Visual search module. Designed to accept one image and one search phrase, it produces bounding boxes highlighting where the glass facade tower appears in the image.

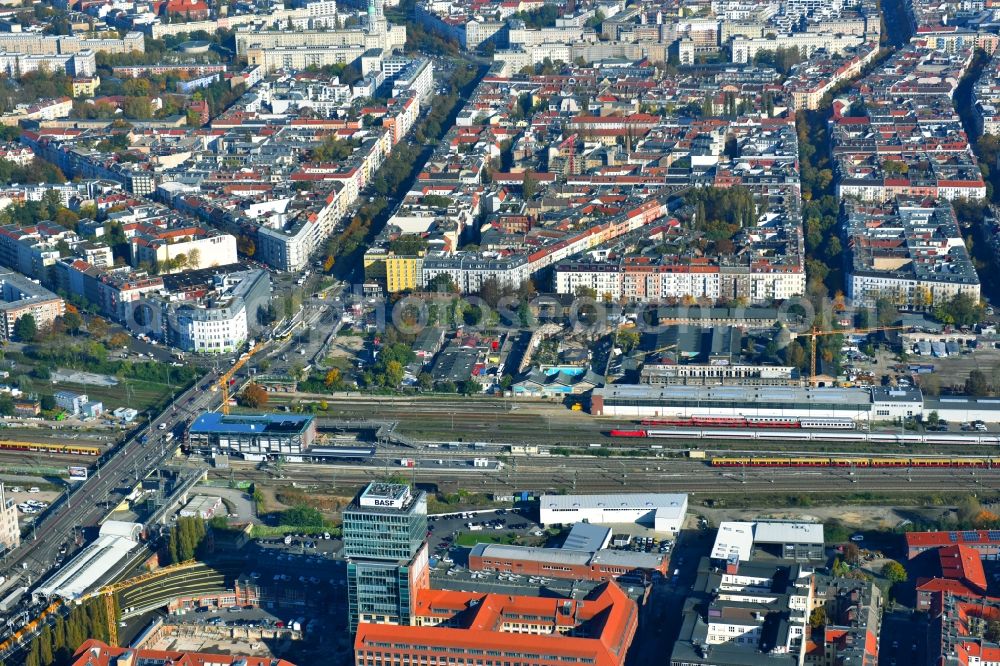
[344,483,428,631]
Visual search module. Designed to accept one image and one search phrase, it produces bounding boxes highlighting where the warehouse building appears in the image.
[469,523,669,582]
[711,521,825,563]
[590,384,919,422]
[539,493,688,534]
[186,413,316,461]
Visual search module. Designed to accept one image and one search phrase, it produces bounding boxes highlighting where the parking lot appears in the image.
[427,508,542,564]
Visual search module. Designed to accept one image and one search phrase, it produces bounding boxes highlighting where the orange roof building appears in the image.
[905,530,1000,559]
[917,544,989,612]
[355,582,637,666]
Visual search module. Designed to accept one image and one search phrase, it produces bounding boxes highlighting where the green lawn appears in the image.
[47,378,178,413]
[454,531,519,547]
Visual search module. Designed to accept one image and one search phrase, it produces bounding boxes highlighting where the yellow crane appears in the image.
[83,559,201,646]
[218,340,268,415]
[807,326,905,384]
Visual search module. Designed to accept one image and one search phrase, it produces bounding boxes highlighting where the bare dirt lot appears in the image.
[698,504,953,531]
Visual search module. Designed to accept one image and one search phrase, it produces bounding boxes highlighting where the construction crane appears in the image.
[218,340,268,415]
[83,559,201,646]
[807,326,905,384]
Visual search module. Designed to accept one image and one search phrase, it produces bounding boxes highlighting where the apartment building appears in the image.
[129,228,237,274]
[670,558,814,665]
[169,269,270,354]
[844,199,980,308]
[0,270,65,340]
[0,483,18,554]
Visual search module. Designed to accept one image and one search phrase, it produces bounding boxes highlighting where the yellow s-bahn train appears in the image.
[0,440,100,456]
[711,456,1000,468]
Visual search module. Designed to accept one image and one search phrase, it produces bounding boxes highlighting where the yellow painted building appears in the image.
[385,254,424,293]
[72,76,100,97]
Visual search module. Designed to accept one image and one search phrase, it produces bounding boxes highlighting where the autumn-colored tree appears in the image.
[324,368,340,388]
[109,332,130,348]
[881,561,908,584]
[240,383,269,408]
[88,317,109,340]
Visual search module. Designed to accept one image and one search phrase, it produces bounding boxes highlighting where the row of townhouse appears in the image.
[783,42,880,111]
[554,258,807,304]
[256,92,419,271]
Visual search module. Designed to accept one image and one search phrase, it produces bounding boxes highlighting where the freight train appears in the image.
[711,455,1000,468]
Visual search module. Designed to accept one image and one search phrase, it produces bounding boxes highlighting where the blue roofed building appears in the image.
[186,412,316,461]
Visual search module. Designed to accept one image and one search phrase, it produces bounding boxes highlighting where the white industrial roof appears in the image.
[37,521,142,600]
[753,521,824,545]
[711,521,825,563]
[711,522,755,561]
[473,544,593,566]
[99,520,142,541]
[541,493,687,516]
[589,549,666,568]
[562,523,611,552]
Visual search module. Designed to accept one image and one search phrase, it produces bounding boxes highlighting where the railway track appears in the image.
[213,457,1000,495]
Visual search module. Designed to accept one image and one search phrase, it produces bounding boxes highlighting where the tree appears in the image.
[926,410,940,428]
[785,340,806,370]
[966,369,990,397]
[63,310,83,334]
[324,368,341,388]
[240,383,269,408]
[934,292,984,327]
[87,316,108,340]
[809,606,827,628]
[109,332,130,348]
[13,314,36,341]
[986,619,1000,643]
[384,360,404,387]
[417,372,433,390]
[54,207,78,229]
[881,561,908,584]
[522,170,538,199]
[843,542,861,565]
[832,558,850,577]
[282,504,325,527]
[479,277,503,308]
[38,624,52,665]
[616,328,640,354]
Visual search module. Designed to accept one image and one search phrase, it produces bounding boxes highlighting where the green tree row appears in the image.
[165,515,209,564]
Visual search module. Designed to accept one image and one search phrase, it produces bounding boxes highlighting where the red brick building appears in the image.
[355,582,637,666]
[163,0,210,20]
[905,530,1000,559]
[916,545,989,612]
[469,543,669,582]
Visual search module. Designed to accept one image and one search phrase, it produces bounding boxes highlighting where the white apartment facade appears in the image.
[0,483,18,553]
